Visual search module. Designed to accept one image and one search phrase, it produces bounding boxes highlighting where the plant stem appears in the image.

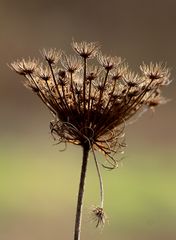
[74,145,89,240]
[92,147,104,208]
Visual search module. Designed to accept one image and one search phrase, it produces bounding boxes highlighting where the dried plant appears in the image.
[10,40,171,240]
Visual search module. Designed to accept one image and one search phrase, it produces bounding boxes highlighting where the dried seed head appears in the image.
[72,40,100,59]
[61,54,82,73]
[140,62,170,81]
[41,48,61,64]
[86,66,101,81]
[24,80,40,93]
[58,69,66,79]
[91,207,106,228]
[56,70,68,86]
[10,58,38,75]
[111,63,129,80]
[123,71,140,87]
[97,52,122,71]
[11,41,171,166]
[36,64,51,81]
[93,75,108,91]
[145,94,168,109]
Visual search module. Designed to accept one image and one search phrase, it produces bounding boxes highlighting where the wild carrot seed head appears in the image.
[10,41,171,167]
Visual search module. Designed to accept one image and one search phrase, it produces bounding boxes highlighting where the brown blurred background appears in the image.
[0,0,176,240]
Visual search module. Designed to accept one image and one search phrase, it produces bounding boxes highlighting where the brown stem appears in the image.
[74,144,89,240]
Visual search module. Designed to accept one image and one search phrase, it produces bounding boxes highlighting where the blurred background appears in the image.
[0,0,176,239]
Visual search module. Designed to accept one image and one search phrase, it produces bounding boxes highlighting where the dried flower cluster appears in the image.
[11,41,171,229]
[11,41,170,162]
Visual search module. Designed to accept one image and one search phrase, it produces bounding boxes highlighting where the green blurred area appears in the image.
[1,139,176,240]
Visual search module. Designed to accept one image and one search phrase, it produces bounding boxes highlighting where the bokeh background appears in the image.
[0,0,176,239]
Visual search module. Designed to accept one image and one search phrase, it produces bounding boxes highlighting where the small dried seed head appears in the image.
[111,63,129,80]
[93,76,108,91]
[41,48,61,64]
[36,64,51,81]
[140,62,170,81]
[56,70,68,86]
[61,54,82,73]
[58,69,66,79]
[10,58,38,75]
[72,40,100,59]
[91,207,106,228]
[97,52,122,71]
[86,66,101,81]
[145,94,168,108]
[123,71,140,87]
